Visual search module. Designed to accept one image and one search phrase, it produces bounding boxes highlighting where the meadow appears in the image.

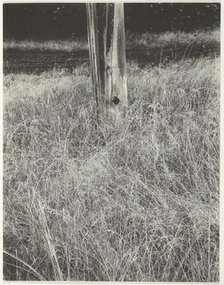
[3,30,220,281]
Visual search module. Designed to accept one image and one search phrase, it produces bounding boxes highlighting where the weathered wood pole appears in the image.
[86,3,128,121]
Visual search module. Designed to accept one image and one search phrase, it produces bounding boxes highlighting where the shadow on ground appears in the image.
[3,41,219,74]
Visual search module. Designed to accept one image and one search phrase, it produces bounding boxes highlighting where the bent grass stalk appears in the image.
[3,250,46,281]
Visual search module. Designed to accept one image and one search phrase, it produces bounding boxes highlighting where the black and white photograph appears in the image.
[2,1,221,282]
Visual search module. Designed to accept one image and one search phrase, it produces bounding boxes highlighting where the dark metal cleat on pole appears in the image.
[112,96,120,105]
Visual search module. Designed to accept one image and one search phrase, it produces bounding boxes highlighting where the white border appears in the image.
[0,1,222,285]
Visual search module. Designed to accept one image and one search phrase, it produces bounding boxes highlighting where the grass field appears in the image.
[3,31,220,281]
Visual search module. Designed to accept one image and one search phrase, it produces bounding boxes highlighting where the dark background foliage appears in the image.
[3,3,220,40]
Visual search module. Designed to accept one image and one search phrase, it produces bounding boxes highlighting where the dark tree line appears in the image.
[3,3,220,40]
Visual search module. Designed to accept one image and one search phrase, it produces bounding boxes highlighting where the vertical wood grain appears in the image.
[86,3,128,122]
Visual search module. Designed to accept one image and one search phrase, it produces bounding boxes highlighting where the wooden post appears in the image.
[86,3,128,122]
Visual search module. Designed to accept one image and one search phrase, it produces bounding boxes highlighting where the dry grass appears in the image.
[3,56,219,281]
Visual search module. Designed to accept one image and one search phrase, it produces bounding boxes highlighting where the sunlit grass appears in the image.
[3,38,88,52]
[3,56,219,281]
[3,28,220,52]
[126,28,220,49]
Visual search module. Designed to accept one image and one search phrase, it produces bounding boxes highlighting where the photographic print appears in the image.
[3,2,220,282]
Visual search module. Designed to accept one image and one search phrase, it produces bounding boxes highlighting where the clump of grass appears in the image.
[3,57,219,281]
